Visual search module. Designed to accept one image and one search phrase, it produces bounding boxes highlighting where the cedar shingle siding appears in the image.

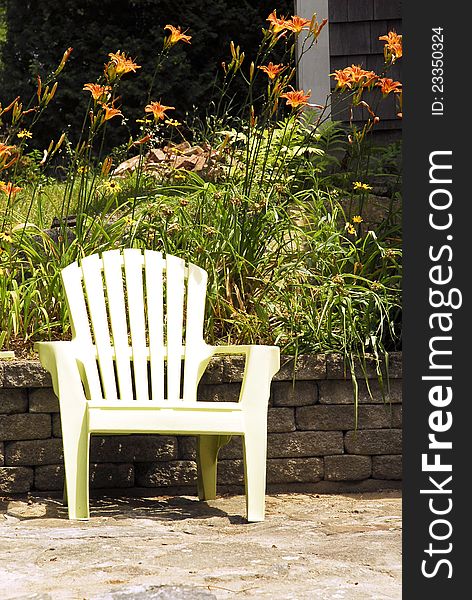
[328,0,402,137]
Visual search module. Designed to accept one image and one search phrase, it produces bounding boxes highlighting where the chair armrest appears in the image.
[34,341,86,405]
[209,344,280,408]
[210,345,253,356]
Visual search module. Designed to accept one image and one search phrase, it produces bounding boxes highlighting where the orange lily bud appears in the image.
[54,47,73,77]
[101,156,113,176]
[47,82,58,104]
[36,76,42,102]
[55,133,66,152]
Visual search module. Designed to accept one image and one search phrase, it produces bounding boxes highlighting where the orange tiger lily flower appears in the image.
[280,88,311,108]
[266,10,292,34]
[332,68,353,89]
[348,65,378,86]
[331,65,378,90]
[258,62,285,80]
[0,181,22,196]
[100,104,123,121]
[286,15,312,33]
[377,78,402,95]
[83,83,112,102]
[379,31,402,62]
[145,101,175,121]
[106,51,141,81]
[164,25,192,47]
[0,142,17,157]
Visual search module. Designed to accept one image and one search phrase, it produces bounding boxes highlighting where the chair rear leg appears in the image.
[196,435,221,500]
[61,416,90,520]
[243,423,268,522]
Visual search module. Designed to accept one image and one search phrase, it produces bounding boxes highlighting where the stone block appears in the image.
[268,431,343,458]
[90,463,134,489]
[135,460,197,487]
[372,455,402,480]
[297,405,353,431]
[267,458,324,483]
[271,381,318,407]
[202,353,328,383]
[219,436,243,460]
[52,414,62,437]
[178,436,196,460]
[198,383,241,403]
[319,379,402,404]
[34,465,64,491]
[132,435,178,462]
[326,353,402,379]
[0,389,28,414]
[0,442,4,466]
[217,459,244,484]
[324,455,372,481]
[199,357,224,384]
[28,388,59,413]
[268,408,295,432]
[296,404,402,430]
[344,429,402,455]
[275,354,326,381]
[0,414,51,441]
[2,361,52,387]
[90,435,177,463]
[5,439,63,465]
[0,466,34,493]
[361,405,402,429]
[178,435,248,461]
[222,355,246,382]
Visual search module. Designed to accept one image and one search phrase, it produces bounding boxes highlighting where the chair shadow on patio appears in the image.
[2,493,246,523]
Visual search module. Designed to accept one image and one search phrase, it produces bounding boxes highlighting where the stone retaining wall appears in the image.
[0,354,402,495]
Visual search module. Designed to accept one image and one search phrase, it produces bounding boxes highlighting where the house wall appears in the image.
[0,354,402,496]
[296,0,402,140]
[329,0,402,140]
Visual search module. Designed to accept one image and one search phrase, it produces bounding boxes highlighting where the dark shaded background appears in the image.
[0,0,293,148]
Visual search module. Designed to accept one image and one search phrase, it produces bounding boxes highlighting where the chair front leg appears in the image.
[61,412,90,520]
[243,415,268,522]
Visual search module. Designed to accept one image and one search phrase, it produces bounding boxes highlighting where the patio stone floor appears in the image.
[0,491,401,599]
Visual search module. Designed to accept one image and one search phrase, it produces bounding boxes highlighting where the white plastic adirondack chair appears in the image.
[35,249,279,521]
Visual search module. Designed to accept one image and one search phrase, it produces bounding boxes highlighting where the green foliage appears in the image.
[1,7,402,397]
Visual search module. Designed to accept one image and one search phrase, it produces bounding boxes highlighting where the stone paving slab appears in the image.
[0,492,401,599]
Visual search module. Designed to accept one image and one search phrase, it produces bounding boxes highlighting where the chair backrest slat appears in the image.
[102,250,134,400]
[61,262,102,399]
[81,254,118,401]
[62,249,208,402]
[144,250,165,401]
[165,254,185,401]
[183,262,208,401]
[123,249,148,400]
